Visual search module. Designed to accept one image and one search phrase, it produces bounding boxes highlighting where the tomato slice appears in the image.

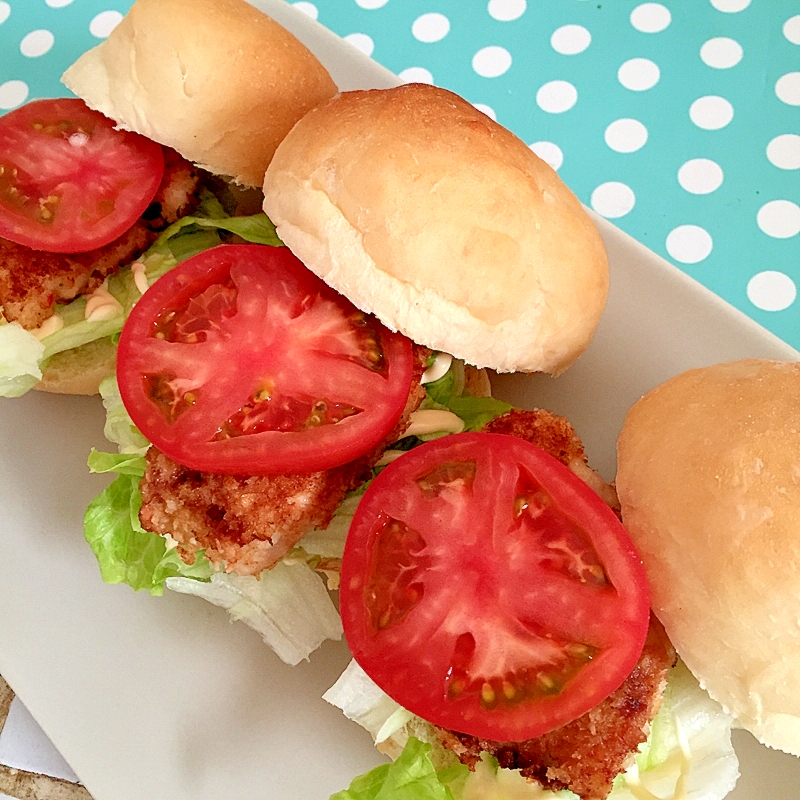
[117,244,414,475]
[0,98,164,253]
[340,433,650,742]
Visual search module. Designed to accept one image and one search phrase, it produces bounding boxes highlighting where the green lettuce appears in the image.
[421,358,511,433]
[1,191,283,398]
[0,320,45,397]
[332,738,468,800]
[84,450,214,595]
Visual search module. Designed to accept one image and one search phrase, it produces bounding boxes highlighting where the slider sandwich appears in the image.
[261,84,739,800]
[0,0,335,397]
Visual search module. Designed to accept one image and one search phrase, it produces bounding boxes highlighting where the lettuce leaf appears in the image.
[0,321,45,397]
[84,450,214,595]
[326,660,739,800]
[99,376,150,454]
[421,359,511,432]
[167,562,343,666]
[331,738,468,800]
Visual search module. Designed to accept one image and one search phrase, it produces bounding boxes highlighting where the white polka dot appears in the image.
[678,158,724,194]
[355,0,388,8]
[700,37,743,68]
[775,73,800,106]
[473,103,497,120]
[89,10,122,38]
[529,141,563,171]
[20,29,54,58]
[0,80,29,110]
[550,25,591,55]
[710,0,750,12]
[785,15,800,45]
[398,67,434,85]
[604,118,648,153]
[45,0,75,7]
[536,80,577,113]
[591,182,636,218]
[472,46,512,78]
[630,3,671,33]
[488,0,526,22]
[666,225,713,263]
[412,12,450,43]
[617,58,660,91]
[292,2,318,20]
[0,3,9,25]
[689,95,733,130]
[747,271,797,311]
[767,134,800,170]
[757,200,800,239]
[345,33,374,56]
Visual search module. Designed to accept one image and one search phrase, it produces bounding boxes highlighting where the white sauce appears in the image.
[32,313,64,340]
[85,285,123,322]
[420,352,453,384]
[401,409,465,438]
[131,260,149,295]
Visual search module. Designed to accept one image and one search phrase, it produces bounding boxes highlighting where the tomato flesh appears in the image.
[340,433,650,741]
[0,98,164,252]
[117,244,414,475]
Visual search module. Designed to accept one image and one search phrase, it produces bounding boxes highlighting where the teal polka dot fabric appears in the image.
[1,0,798,348]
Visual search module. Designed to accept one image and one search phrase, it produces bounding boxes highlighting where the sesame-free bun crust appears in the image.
[616,359,800,756]
[35,336,116,395]
[263,84,608,374]
[62,0,337,187]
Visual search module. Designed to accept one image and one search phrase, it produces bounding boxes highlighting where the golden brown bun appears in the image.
[35,337,116,395]
[263,84,608,374]
[62,0,337,187]
[616,359,800,755]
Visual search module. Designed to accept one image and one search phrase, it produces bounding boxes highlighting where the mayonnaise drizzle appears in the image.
[401,408,465,438]
[131,260,149,295]
[420,352,452,384]
[85,285,123,322]
[32,313,64,340]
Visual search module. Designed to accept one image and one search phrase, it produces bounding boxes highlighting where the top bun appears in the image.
[263,84,608,374]
[616,359,800,756]
[62,0,337,187]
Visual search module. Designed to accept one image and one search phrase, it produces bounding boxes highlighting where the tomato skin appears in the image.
[340,433,650,742]
[0,98,164,253]
[117,244,414,475]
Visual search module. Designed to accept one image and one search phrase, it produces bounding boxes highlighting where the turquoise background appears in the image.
[1,0,798,348]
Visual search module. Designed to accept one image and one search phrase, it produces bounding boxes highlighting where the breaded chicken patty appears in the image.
[438,618,676,800]
[139,346,429,575]
[0,148,199,330]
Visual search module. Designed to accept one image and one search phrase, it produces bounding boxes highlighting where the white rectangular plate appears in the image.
[1,2,799,798]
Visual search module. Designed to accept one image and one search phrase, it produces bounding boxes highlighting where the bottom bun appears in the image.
[616,359,800,756]
[35,337,116,395]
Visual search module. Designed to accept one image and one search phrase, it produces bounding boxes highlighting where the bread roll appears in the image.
[616,359,800,755]
[263,84,608,374]
[36,336,116,395]
[63,0,337,187]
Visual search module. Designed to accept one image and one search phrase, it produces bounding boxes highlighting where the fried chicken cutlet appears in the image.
[430,409,675,800]
[0,148,200,330]
[139,346,429,576]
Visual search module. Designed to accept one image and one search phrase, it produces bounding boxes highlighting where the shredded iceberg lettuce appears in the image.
[166,563,343,666]
[325,660,739,800]
[1,190,282,398]
[0,320,45,397]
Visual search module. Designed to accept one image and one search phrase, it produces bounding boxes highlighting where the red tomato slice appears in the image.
[0,98,164,253]
[340,433,650,742]
[117,244,414,475]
